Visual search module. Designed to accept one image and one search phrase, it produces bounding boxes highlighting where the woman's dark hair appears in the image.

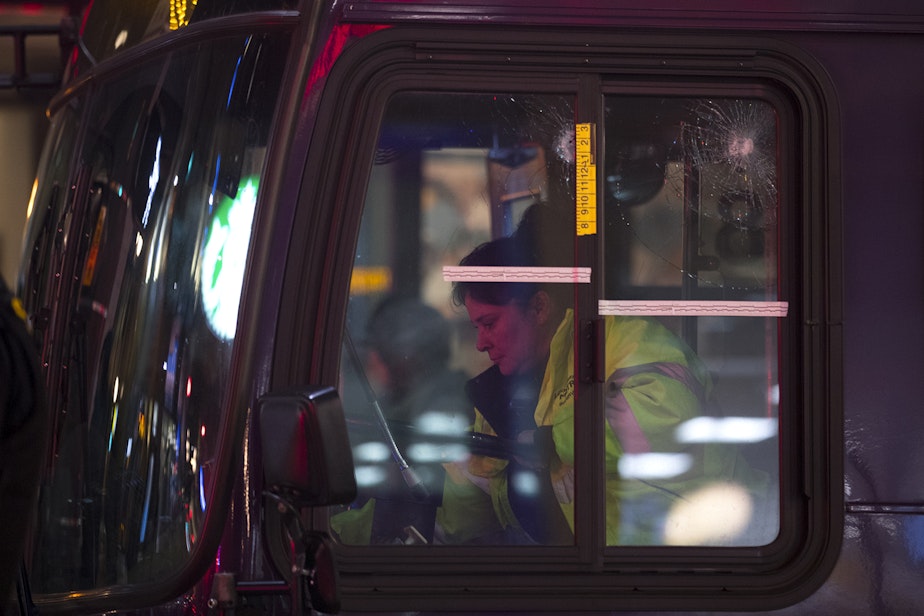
[451,202,574,308]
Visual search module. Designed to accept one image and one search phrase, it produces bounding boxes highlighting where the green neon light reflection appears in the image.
[201,176,258,339]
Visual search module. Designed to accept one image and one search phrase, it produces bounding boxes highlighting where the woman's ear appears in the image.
[529,291,552,325]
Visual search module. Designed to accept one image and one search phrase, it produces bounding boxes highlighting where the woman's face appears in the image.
[464,293,548,376]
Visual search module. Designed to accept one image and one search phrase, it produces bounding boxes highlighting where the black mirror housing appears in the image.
[259,387,357,507]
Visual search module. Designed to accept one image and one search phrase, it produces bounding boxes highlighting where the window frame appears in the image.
[276,25,842,612]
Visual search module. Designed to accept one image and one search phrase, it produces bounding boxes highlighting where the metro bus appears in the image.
[10,0,924,614]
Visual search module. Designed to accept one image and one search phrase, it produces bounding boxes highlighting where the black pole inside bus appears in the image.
[343,329,429,500]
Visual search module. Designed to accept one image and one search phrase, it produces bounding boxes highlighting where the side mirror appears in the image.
[259,386,357,507]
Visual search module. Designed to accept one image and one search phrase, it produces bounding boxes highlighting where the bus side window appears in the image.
[331,90,785,549]
[333,91,578,546]
[601,96,781,546]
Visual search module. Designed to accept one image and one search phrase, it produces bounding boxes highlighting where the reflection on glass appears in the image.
[201,176,259,339]
[19,103,81,314]
[603,97,781,546]
[333,92,578,546]
[22,33,289,593]
[74,0,297,68]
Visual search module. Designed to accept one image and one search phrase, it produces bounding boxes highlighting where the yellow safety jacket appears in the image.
[436,309,768,546]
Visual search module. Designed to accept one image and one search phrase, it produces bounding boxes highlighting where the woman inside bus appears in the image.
[434,202,767,546]
[333,202,768,546]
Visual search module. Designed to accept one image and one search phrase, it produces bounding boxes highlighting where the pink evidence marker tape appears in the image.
[442,266,788,317]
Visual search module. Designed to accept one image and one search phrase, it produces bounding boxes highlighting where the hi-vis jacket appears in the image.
[436,309,769,546]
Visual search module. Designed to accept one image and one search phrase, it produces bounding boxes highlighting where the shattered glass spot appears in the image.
[681,99,778,225]
[554,126,576,166]
[605,97,779,297]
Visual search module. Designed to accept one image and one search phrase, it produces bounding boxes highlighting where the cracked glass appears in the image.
[602,96,781,546]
